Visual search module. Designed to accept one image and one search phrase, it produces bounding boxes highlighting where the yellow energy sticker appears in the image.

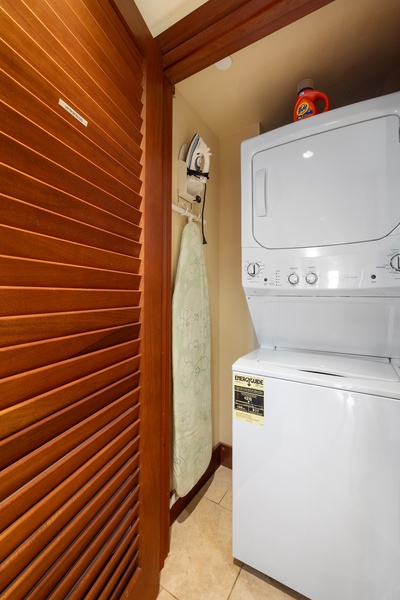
[233,372,264,425]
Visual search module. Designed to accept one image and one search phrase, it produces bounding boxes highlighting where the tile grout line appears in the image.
[221,483,236,600]
[227,565,243,600]
[208,497,232,512]
[219,486,231,508]
[159,582,180,600]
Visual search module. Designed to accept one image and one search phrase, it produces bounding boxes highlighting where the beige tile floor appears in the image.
[158,466,309,600]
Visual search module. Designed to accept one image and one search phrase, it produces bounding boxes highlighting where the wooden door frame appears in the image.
[155,0,335,83]
[110,0,173,580]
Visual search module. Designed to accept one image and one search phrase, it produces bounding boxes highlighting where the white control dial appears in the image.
[305,272,318,285]
[390,254,400,271]
[288,273,299,285]
[247,262,260,277]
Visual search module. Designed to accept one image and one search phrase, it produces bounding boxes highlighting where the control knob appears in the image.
[390,254,400,272]
[305,272,318,285]
[288,273,299,285]
[247,262,260,277]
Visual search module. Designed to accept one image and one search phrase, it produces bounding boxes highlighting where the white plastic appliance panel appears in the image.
[241,92,400,251]
[242,346,399,378]
[242,235,400,296]
[252,116,400,249]
[232,370,400,600]
[245,295,400,359]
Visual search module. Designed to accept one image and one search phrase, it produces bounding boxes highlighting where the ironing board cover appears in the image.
[172,222,212,498]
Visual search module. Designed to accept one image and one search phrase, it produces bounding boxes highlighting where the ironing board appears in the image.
[172,222,212,498]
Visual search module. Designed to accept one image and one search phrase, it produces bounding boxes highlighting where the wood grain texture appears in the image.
[0,375,141,469]
[0,0,167,598]
[159,74,173,569]
[155,0,335,83]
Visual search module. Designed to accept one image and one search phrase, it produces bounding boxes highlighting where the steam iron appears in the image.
[186,134,211,183]
[177,134,211,244]
[178,134,211,204]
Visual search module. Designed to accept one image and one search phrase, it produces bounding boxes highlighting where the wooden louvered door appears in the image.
[0,1,169,599]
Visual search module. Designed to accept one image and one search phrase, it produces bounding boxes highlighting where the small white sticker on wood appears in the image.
[58,99,88,127]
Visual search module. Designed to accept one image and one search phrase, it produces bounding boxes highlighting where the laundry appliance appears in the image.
[232,92,400,600]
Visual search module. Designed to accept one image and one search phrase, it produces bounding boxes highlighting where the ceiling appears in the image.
[134,0,400,138]
[134,0,207,37]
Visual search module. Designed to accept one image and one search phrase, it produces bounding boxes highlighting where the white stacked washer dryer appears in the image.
[232,92,400,600]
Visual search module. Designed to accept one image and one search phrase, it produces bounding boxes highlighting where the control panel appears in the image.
[242,242,400,296]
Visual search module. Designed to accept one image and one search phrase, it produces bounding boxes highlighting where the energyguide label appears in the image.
[233,372,265,426]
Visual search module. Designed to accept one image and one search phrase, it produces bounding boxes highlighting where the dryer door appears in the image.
[252,115,400,249]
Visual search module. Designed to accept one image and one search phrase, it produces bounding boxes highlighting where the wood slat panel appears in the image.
[2,134,142,216]
[0,195,139,256]
[1,38,142,169]
[0,376,140,469]
[1,1,143,141]
[7,490,139,599]
[90,527,140,600]
[38,0,143,129]
[0,435,140,581]
[1,394,139,503]
[1,69,142,186]
[0,340,139,410]
[0,358,138,439]
[1,406,140,528]
[108,553,139,600]
[0,325,139,379]
[1,307,140,349]
[51,511,139,600]
[43,0,144,112]
[24,482,139,599]
[0,165,141,237]
[0,0,159,595]
[0,222,140,271]
[69,512,140,599]
[0,255,140,289]
[71,0,144,78]
[0,446,139,598]
[2,102,141,200]
[0,287,140,316]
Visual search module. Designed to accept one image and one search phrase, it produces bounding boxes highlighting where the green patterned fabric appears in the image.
[172,222,212,498]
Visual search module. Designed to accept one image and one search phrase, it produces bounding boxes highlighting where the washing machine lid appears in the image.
[252,114,400,249]
[255,348,399,381]
[233,348,400,398]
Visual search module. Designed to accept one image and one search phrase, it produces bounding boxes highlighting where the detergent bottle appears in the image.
[293,79,330,121]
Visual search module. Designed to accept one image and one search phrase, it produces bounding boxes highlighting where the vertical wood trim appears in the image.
[111,0,172,592]
[130,35,164,599]
[160,74,173,568]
